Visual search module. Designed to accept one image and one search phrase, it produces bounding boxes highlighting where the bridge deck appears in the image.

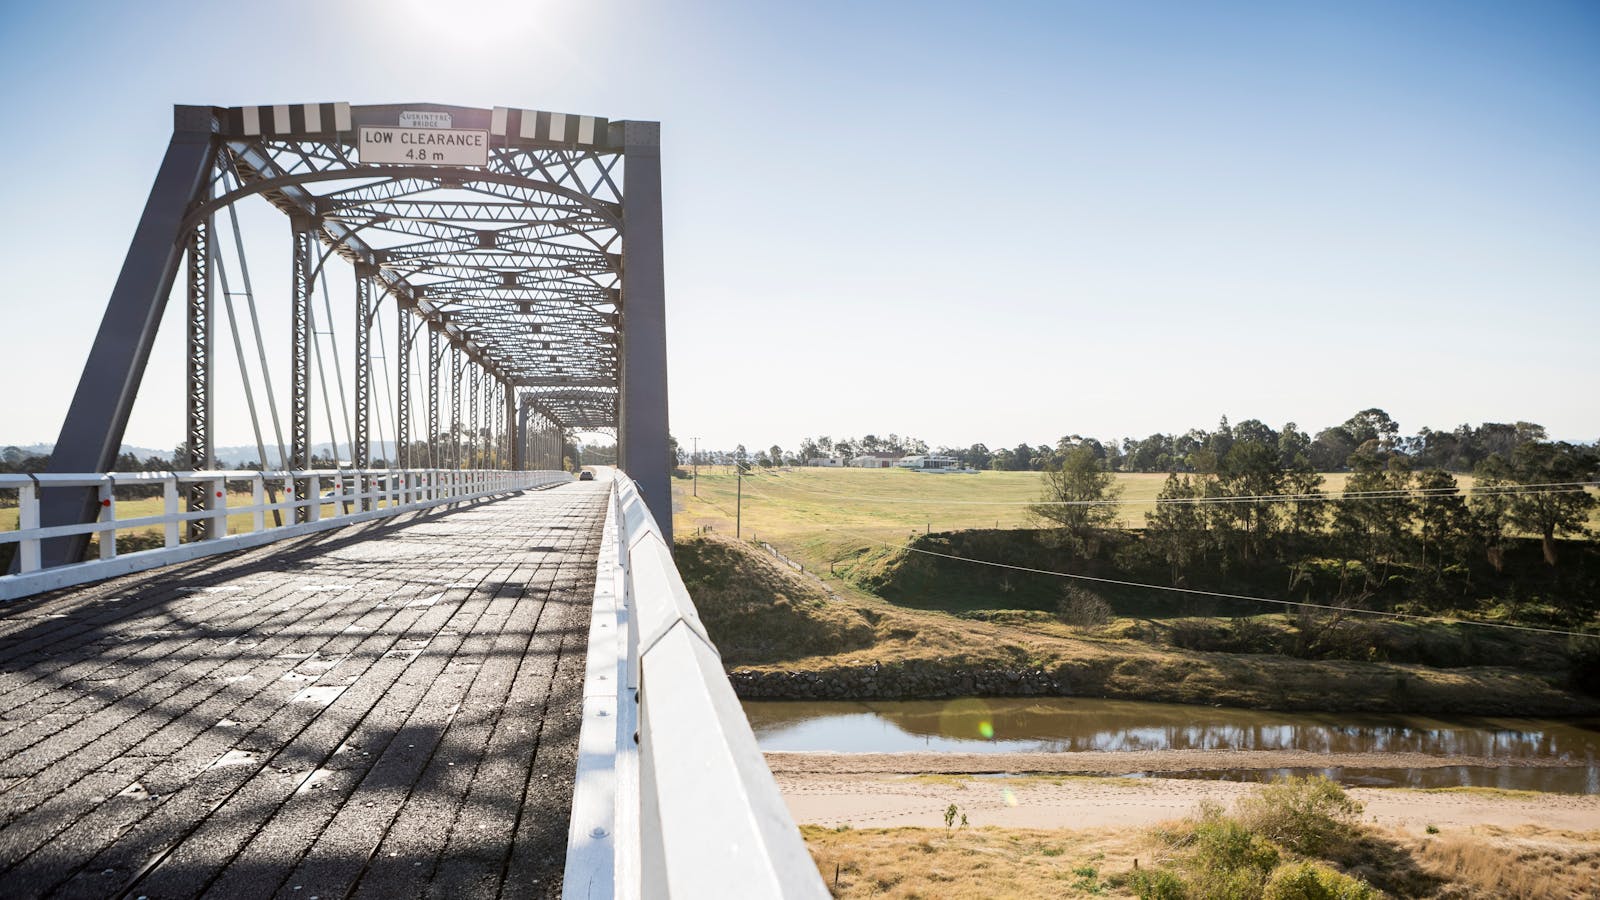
[0,481,608,900]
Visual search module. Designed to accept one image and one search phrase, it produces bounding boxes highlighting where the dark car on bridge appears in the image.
[578,470,595,481]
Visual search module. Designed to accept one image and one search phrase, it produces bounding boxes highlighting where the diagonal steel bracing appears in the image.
[37,102,672,568]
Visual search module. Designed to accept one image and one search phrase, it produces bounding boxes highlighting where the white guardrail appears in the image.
[0,468,572,601]
[564,473,827,899]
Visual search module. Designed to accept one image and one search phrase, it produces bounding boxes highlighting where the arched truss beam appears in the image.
[214,144,625,389]
[186,164,623,234]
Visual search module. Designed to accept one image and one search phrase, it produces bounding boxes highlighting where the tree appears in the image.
[1009,443,1034,471]
[1414,469,1471,577]
[1503,442,1598,566]
[1211,434,1283,562]
[1333,448,1413,576]
[768,444,783,468]
[1469,456,1515,573]
[1309,427,1356,471]
[1341,408,1400,449]
[1145,473,1209,582]
[667,434,682,474]
[1031,444,1123,555]
[1282,467,1327,537]
[964,443,992,470]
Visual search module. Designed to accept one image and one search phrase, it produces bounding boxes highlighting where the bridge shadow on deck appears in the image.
[0,482,608,899]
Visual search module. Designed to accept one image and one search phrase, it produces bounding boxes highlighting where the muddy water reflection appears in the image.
[744,697,1600,793]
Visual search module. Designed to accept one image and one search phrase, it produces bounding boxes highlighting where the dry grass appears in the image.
[800,819,1600,899]
[674,535,877,664]
[1410,825,1600,899]
[669,467,1531,560]
[802,825,1145,899]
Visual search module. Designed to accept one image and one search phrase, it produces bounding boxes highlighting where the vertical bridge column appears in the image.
[396,309,411,468]
[509,389,523,471]
[620,121,671,543]
[450,346,462,468]
[428,331,441,468]
[353,264,373,477]
[290,214,315,522]
[185,215,213,541]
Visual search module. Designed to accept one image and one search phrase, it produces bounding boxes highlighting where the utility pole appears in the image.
[692,436,699,497]
[735,462,744,540]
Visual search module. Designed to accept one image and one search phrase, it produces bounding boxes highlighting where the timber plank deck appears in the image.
[0,481,608,899]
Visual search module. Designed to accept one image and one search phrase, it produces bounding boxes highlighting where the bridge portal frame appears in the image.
[37,103,671,567]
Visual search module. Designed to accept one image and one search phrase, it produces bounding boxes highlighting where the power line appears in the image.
[717,475,1599,641]
[831,530,1600,641]
[726,476,1599,508]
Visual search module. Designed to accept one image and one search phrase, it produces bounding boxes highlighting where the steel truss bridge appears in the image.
[43,101,669,566]
[0,103,823,898]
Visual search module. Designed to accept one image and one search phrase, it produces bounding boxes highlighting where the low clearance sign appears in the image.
[358,126,489,166]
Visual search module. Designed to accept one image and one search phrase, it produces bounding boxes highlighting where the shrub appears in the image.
[1057,585,1113,628]
[1262,861,1378,899]
[1567,636,1600,696]
[1183,814,1281,899]
[1236,776,1364,855]
[1128,868,1187,900]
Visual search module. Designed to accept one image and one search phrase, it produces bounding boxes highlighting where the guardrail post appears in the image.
[17,482,41,573]
[307,474,321,523]
[163,476,180,547]
[97,480,116,560]
[251,475,265,533]
[211,476,227,538]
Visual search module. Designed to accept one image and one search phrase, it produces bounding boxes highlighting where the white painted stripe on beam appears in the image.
[334,102,351,131]
[519,109,539,139]
[578,115,595,145]
[242,106,261,136]
[303,103,322,132]
[491,106,509,136]
[549,112,566,142]
[273,104,291,133]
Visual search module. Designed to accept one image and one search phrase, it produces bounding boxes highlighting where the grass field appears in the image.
[671,466,1500,572]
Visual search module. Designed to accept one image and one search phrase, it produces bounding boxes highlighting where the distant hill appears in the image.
[1,441,399,468]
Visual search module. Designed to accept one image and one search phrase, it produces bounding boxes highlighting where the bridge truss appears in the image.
[41,102,670,565]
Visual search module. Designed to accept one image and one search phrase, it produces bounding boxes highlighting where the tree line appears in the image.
[747,409,1589,476]
[1033,423,1597,586]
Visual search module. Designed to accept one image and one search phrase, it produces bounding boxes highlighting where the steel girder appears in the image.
[396,309,411,468]
[35,103,672,565]
[290,221,314,521]
[185,216,212,540]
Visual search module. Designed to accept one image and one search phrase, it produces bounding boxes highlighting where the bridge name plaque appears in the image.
[358,126,489,166]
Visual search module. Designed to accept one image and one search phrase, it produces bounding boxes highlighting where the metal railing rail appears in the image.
[0,468,572,601]
[564,472,826,899]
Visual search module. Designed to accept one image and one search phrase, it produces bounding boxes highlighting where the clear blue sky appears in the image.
[2,0,1596,456]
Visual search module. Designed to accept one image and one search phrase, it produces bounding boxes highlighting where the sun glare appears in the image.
[383,0,574,57]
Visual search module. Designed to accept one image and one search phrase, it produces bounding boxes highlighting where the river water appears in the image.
[743,697,1600,794]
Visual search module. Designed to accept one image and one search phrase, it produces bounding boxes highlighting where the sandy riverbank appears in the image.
[768,751,1600,833]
